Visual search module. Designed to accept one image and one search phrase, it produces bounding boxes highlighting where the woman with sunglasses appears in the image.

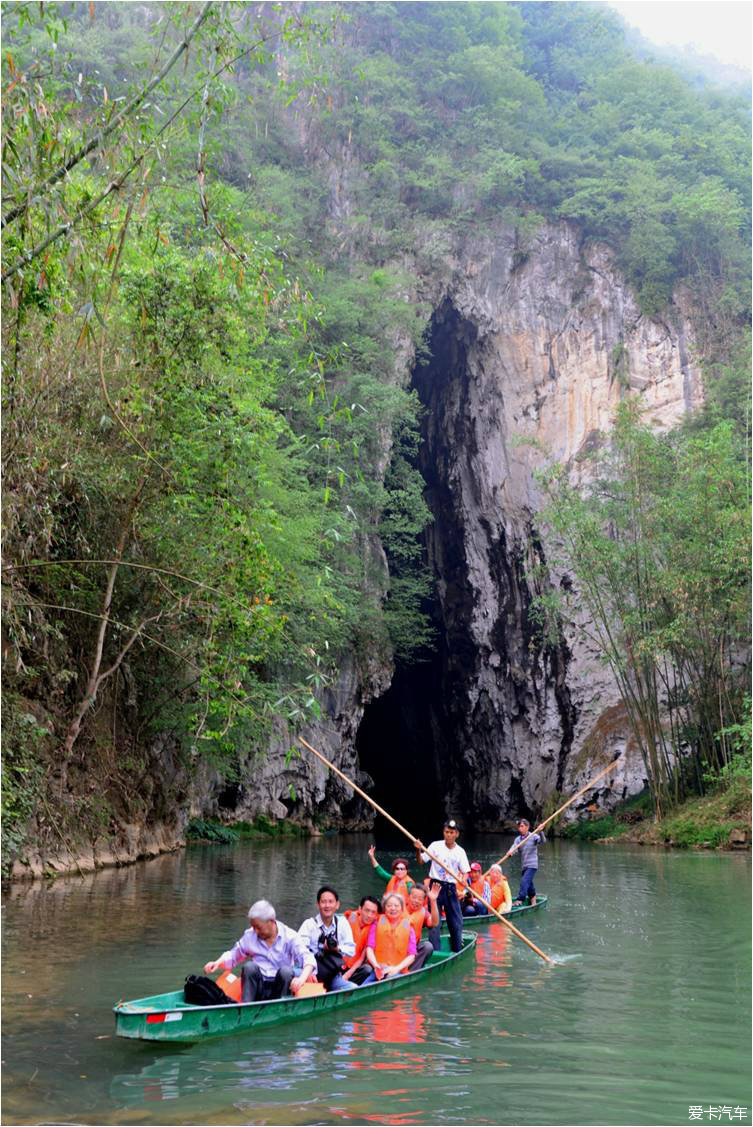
[367,845,415,900]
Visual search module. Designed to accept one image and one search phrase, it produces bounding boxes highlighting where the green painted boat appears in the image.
[443,895,549,933]
[114,932,477,1043]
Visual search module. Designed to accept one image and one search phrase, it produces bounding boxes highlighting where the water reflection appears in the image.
[110,996,430,1111]
[3,837,751,1126]
[470,924,511,988]
[344,996,427,1069]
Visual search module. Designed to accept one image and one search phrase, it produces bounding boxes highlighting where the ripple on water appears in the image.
[2,837,751,1126]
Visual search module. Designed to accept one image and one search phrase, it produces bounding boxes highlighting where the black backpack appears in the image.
[184,974,234,1006]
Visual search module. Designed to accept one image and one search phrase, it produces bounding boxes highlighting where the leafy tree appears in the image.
[534,400,750,815]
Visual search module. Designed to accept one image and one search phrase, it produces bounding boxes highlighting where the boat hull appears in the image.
[114,933,477,1043]
[446,895,549,932]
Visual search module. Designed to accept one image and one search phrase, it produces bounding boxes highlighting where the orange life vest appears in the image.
[344,909,370,969]
[371,915,414,972]
[469,877,487,899]
[408,907,426,941]
[385,874,411,902]
[491,878,511,912]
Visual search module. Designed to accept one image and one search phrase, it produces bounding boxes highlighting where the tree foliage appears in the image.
[534,401,750,815]
[1,1,749,857]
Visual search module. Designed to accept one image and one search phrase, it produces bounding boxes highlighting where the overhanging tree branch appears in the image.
[1,22,290,283]
[1,0,214,230]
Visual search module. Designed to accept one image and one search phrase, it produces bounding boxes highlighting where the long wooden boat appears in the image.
[443,895,549,933]
[114,932,477,1043]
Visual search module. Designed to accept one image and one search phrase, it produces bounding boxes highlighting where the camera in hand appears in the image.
[315,924,344,986]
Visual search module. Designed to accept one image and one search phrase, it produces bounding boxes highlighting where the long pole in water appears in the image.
[485,758,621,877]
[297,736,556,966]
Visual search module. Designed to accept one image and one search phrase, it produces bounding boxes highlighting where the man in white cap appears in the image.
[413,819,470,953]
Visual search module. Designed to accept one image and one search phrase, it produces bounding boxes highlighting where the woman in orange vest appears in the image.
[488,864,512,913]
[362,893,417,983]
[368,845,414,900]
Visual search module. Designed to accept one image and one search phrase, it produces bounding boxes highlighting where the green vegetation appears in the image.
[1,1,749,864]
[185,815,305,842]
[563,778,750,849]
[1,697,49,865]
[287,2,750,316]
[534,401,750,817]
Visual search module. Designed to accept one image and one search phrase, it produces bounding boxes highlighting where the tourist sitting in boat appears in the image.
[367,845,414,899]
[343,895,381,986]
[361,892,418,984]
[488,864,512,913]
[298,885,357,992]
[203,899,315,1003]
[461,861,492,916]
[406,882,442,960]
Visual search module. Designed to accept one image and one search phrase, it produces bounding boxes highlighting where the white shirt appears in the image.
[298,912,356,959]
[421,841,470,883]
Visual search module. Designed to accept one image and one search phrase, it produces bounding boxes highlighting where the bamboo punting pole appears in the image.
[298,736,556,966]
[484,758,621,877]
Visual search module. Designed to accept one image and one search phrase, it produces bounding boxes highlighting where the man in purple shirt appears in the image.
[204,899,316,1003]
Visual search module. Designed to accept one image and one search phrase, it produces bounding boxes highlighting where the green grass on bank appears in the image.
[185,815,306,844]
[562,778,751,849]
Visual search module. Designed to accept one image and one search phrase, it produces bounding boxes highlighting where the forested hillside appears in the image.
[2,1,750,873]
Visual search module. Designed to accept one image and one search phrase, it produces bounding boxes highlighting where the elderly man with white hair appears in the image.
[204,899,316,1003]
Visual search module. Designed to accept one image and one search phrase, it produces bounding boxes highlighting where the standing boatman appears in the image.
[413,819,470,953]
[511,817,545,906]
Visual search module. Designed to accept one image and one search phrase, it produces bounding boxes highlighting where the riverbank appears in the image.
[10,779,750,884]
[562,777,751,849]
[6,814,326,882]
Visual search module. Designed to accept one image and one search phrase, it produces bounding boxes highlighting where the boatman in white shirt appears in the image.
[204,899,316,1002]
[413,819,470,953]
[298,885,358,992]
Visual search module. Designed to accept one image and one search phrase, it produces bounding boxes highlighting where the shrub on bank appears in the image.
[562,776,750,849]
[185,816,305,844]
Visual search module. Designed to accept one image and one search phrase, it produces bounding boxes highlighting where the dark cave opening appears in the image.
[356,301,477,842]
[356,652,448,841]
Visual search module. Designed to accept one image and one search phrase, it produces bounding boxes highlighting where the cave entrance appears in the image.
[356,649,447,842]
[356,301,477,844]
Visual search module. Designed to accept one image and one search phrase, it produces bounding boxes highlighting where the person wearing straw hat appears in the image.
[413,819,469,953]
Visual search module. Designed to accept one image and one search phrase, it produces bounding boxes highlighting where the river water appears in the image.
[2,835,750,1126]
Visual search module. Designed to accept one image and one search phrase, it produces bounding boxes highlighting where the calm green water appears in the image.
[2,835,750,1126]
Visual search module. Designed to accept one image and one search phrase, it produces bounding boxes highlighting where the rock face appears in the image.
[232,220,703,832]
[10,222,703,880]
[196,653,387,832]
[397,221,701,825]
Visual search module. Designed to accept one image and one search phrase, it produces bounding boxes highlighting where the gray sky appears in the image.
[607,1,752,71]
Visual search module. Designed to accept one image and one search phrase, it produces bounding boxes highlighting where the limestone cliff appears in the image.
[9,220,703,878]
[230,220,702,833]
[400,222,701,827]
